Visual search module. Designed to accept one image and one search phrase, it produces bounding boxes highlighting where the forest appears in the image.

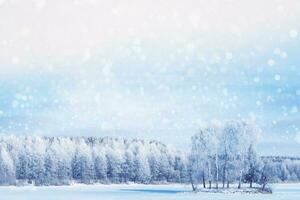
[0,135,188,185]
[0,121,299,188]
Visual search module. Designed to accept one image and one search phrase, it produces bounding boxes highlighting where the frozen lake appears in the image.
[0,183,299,200]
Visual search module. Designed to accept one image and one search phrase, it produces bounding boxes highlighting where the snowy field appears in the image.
[0,184,299,200]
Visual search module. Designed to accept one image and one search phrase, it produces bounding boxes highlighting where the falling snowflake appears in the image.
[12,100,19,108]
[280,52,287,59]
[274,74,281,81]
[273,48,281,55]
[291,106,298,114]
[256,100,262,106]
[253,77,260,83]
[267,59,275,66]
[289,29,298,38]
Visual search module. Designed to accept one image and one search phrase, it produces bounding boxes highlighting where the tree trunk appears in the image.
[238,154,245,190]
[227,181,229,188]
[238,170,243,189]
[189,172,196,191]
[207,163,211,189]
[202,173,206,188]
[250,181,252,188]
[222,178,225,188]
[215,153,218,189]
[222,166,225,188]
[238,173,242,189]
[222,154,227,189]
[191,182,196,191]
[262,183,266,191]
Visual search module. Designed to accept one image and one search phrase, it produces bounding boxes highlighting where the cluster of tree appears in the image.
[260,156,300,183]
[189,120,268,190]
[0,136,188,185]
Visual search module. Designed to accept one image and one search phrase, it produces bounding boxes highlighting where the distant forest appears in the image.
[261,156,300,182]
[0,134,299,186]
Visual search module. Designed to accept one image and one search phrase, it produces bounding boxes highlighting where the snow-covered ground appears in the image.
[0,183,299,200]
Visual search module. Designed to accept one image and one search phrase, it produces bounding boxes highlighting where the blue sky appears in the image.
[0,0,300,156]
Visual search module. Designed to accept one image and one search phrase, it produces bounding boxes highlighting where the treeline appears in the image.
[261,156,300,183]
[0,132,299,186]
[0,136,188,185]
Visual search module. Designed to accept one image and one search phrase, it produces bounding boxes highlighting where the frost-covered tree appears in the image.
[244,144,260,188]
[190,124,220,189]
[133,146,151,183]
[106,148,123,183]
[0,146,15,185]
[0,136,190,186]
[72,144,95,184]
[43,151,57,185]
[259,160,274,190]
[121,150,134,182]
[174,153,188,183]
[190,130,208,189]
[94,154,107,182]
[190,120,263,190]
[0,135,297,186]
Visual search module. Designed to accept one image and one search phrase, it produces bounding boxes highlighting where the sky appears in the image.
[0,0,300,156]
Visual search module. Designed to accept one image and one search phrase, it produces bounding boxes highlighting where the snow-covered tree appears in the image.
[0,135,297,186]
[133,145,151,183]
[190,120,263,190]
[190,124,220,189]
[0,146,15,185]
[244,144,260,188]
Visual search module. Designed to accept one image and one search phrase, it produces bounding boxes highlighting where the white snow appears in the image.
[0,183,298,200]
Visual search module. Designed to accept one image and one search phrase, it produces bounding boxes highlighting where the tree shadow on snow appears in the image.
[121,189,185,194]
